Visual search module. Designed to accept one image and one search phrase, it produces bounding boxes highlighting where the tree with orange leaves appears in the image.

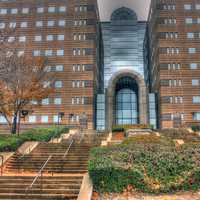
[0,32,54,134]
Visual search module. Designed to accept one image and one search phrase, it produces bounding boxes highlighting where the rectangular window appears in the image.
[193,96,200,103]
[190,63,198,69]
[54,98,62,105]
[188,48,196,54]
[46,35,53,41]
[185,18,193,24]
[53,115,61,123]
[11,8,18,14]
[22,8,29,14]
[42,98,49,105]
[20,22,28,28]
[0,116,7,123]
[55,65,64,71]
[36,21,43,27]
[35,35,42,42]
[45,50,53,56]
[0,9,7,15]
[19,36,26,42]
[9,22,16,28]
[57,34,64,40]
[47,21,55,27]
[33,50,41,56]
[37,7,44,13]
[59,6,66,12]
[58,20,65,26]
[57,49,64,56]
[48,7,56,13]
[29,116,36,123]
[55,81,62,88]
[196,4,200,10]
[192,79,199,86]
[184,4,192,10]
[193,112,200,121]
[0,23,5,29]
[187,32,194,39]
[41,116,48,123]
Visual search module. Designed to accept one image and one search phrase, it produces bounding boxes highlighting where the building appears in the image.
[147,0,200,129]
[96,7,149,131]
[0,0,100,130]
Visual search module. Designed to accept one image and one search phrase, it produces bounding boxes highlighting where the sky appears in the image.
[97,0,151,22]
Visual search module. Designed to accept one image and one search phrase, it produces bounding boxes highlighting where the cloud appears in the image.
[97,0,151,21]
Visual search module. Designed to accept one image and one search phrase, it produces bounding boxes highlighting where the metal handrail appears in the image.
[25,155,52,194]
[63,138,74,159]
[0,155,4,176]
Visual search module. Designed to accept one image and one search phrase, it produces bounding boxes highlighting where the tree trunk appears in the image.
[11,113,18,134]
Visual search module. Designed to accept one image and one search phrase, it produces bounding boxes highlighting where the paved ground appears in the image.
[92,191,200,200]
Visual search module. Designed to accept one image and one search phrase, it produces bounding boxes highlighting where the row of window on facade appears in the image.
[160,32,200,39]
[160,63,199,70]
[0,19,91,29]
[160,17,200,25]
[0,114,83,124]
[160,79,200,87]
[31,97,92,106]
[0,5,89,15]
[160,3,200,11]
[162,96,200,104]
[162,112,200,121]
[160,47,199,54]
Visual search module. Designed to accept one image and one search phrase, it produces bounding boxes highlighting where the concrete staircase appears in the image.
[1,131,108,200]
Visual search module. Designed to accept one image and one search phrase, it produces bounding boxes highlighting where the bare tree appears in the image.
[0,29,54,134]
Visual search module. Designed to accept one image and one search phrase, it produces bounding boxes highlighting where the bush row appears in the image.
[88,141,200,193]
[0,126,69,152]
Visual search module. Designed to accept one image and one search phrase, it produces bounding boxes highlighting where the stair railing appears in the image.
[25,155,52,197]
[0,155,4,176]
[63,137,74,159]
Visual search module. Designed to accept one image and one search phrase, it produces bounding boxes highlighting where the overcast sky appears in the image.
[97,0,151,21]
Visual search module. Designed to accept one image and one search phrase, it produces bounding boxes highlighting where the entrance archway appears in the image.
[106,69,148,130]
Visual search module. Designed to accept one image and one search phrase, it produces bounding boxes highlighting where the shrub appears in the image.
[112,127,125,133]
[88,142,200,193]
[112,124,150,131]
[191,125,200,132]
[0,126,69,152]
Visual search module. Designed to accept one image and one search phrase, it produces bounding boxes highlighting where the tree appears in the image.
[0,30,54,134]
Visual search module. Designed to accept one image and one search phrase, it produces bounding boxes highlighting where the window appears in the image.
[42,98,49,105]
[0,23,5,29]
[54,98,62,105]
[45,50,53,56]
[190,63,198,69]
[8,37,15,43]
[57,34,64,40]
[36,21,43,27]
[192,79,199,86]
[197,18,200,24]
[188,48,196,54]
[19,36,26,42]
[46,35,53,41]
[29,116,36,123]
[9,22,16,28]
[22,8,29,14]
[37,7,44,13]
[53,115,61,123]
[55,81,62,88]
[193,96,200,103]
[193,112,200,121]
[47,20,55,27]
[57,49,64,56]
[20,22,27,28]
[58,20,65,26]
[187,32,194,39]
[196,4,200,10]
[184,4,192,10]
[11,8,18,14]
[41,116,48,123]
[185,18,193,24]
[59,6,66,12]
[55,65,64,71]
[0,9,7,15]
[33,50,41,56]
[0,116,7,123]
[35,35,42,42]
[18,51,24,57]
[48,7,56,13]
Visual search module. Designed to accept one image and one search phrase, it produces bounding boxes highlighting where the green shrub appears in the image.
[112,127,125,133]
[191,125,200,132]
[88,143,200,193]
[0,126,69,152]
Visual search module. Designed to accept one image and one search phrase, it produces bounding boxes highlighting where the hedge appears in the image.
[0,126,69,152]
[88,140,200,193]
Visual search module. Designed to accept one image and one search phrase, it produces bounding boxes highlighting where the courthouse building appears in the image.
[0,0,200,130]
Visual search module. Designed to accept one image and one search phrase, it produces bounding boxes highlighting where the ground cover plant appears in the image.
[88,132,200,194]
[0,126,69,152]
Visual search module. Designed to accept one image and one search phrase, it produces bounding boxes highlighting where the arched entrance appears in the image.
[106,70,148,130]
[115,77,139,125]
